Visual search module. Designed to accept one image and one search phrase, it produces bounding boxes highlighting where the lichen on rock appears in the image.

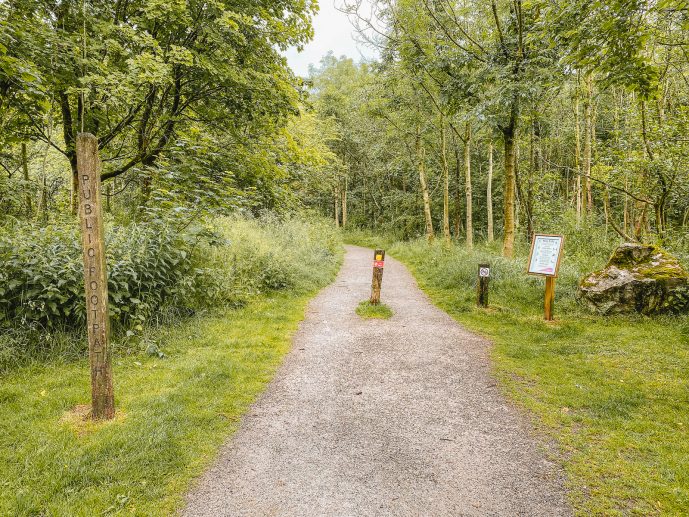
[578,243,689,315]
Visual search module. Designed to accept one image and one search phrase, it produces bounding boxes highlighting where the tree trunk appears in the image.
[574,91,582,224]
[334,188,340,228]
[106,183,112,213]
[21,143,32,216]
[603,188,635,242]
[140,176,153,209]
[341,177,348,229]
[524,120,536,241]
[639,100,668,240]
[453,134,463,238]
[634,202,648,242]
[60,92,79,216]
[440,117,451,244]
[583,73,594,215]
[487,140,494,243]
[416,127,434,241]
[502,117,517,258]
[41,174,48,219]
[464,123,473,249]
[623,172,629,236]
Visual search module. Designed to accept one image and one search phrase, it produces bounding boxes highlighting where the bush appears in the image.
[0,222,206,330]
[343,227,397,250]
[209,214,342,296]
[0,214,342,370]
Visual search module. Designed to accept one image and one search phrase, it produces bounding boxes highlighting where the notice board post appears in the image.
[527,234,564,321]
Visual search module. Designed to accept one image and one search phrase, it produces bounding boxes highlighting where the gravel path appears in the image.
[183,245,571,516]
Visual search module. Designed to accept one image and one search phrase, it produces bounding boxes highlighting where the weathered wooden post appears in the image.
[370,249,385,305]
[76,133,115,420]
[477,263,490,308]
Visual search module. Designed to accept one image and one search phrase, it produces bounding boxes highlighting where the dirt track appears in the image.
[183,245,571,516]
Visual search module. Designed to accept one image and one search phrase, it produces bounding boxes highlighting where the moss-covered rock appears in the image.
[578,243,689,315]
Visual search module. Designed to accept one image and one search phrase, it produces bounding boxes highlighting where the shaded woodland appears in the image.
[307,0,689,259]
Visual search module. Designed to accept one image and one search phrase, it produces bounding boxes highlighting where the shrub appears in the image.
[209,214,342,296]
[0,214,342,370]
[0,222,205,330]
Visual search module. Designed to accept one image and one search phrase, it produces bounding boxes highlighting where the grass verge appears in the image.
[390,240,689,516]
[0,291,325,515]
[355,301,393,319]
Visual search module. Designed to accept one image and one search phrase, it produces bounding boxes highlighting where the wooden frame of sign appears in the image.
[527,234,565,277]
[527,234,565,321]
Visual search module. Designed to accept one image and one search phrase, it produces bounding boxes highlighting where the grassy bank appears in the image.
[1,216,342,515]
[351,235,689,515]
[0,292,330,515]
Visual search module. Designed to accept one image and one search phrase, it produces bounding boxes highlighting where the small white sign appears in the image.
[479,267,490,278]
[528,235,564,277]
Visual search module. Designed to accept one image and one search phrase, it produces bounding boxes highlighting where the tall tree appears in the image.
[3,0,316,212]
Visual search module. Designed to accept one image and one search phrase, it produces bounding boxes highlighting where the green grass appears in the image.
[0,291,325,516]
[356,300,393,319]
[390,239,689,516]
[343,228,398,251]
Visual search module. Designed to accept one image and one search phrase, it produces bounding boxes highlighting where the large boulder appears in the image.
[578,243,689,315]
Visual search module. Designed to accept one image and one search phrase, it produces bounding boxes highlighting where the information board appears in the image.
[527,234,564,277]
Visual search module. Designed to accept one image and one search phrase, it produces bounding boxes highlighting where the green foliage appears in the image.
[387,211,679,318]
[355,301,393,319]
[309,0,689,254]
[1,0,317,184]
[390,239,582,316]
[0,221,205,330]
[0,170,37,218]
[543,0,659,95]
[343,228,398,250]
[212,214,342,296]
[0,215,342,371]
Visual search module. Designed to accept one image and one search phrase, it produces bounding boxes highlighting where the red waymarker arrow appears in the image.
[373,260,385,268]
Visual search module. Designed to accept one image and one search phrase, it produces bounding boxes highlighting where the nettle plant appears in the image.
[0,221,216,332]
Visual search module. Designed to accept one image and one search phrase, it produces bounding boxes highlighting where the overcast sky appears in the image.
[285,1,378,77]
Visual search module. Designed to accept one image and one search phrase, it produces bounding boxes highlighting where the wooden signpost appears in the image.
[527,234,564,321]
[77,133,115,420]
[477,263,490,308]
[370,249,385,305]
